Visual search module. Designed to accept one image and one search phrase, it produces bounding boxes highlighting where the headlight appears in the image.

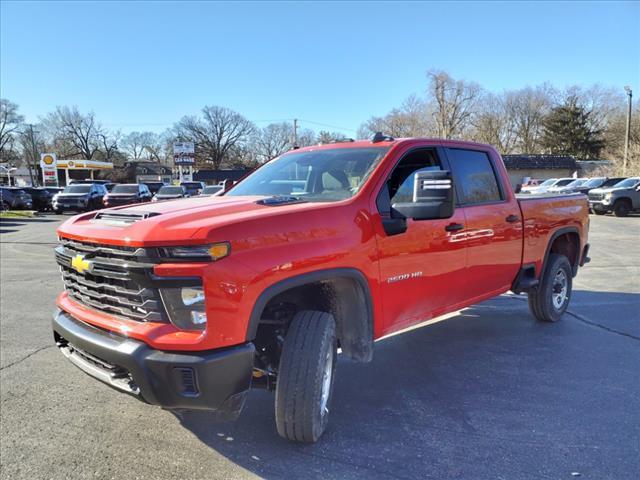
[160,286,207,331]
[160,242,230,261]
[604,193,613,200]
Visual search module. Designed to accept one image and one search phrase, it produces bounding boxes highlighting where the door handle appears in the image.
[506,214,520,223]
[445,222,464,232]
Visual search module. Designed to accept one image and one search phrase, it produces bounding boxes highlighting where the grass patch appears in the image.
[0,210,36,219]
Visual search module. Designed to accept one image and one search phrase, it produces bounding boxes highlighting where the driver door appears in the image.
[375,147,468,335]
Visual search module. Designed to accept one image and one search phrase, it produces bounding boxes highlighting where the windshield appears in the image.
[613,177,640,188]
[565,179,587,188]
[227,147,389,202]
[111,185,139,194]
[63,185,91,194]
[202,186,222,194]
[584,177,605,187]
[555,179,574,187]
[540,178,557,186]
[158,186,182,194]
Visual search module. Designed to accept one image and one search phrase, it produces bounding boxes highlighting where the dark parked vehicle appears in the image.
[53,184,107,214]
[152,185,189,202]
[22,187,55,211]
[200,185,223,196]
[142,182,166,195]
[103,183,152,207]
[0,187,18,210]
[180,181,205,196]
[5,188,33,210]
[69,179,110,185]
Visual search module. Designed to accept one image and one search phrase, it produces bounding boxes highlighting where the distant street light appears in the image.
[623,86,632,175]
[0,165,18,186]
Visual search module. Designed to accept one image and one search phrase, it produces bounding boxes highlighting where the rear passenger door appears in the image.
[445,147,523,301]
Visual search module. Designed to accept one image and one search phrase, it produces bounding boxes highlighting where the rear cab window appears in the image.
[445,148,503,205]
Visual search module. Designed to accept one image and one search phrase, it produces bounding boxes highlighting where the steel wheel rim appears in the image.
[320,347,333,416]
[552,269,568,309]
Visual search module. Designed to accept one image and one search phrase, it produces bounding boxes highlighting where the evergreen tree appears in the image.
[541,96,605,158]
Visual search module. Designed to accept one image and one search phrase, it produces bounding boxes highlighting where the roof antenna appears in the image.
[372,132,394,143]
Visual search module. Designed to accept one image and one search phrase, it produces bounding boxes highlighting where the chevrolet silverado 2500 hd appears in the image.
[52,136,590,442]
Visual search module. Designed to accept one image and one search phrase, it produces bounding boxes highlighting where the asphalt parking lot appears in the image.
[0,213,638,480]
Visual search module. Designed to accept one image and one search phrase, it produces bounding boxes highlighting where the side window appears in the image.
[447,149,502,204]
[387,149,442,204]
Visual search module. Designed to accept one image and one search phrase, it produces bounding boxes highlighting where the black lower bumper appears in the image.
[52,309,254,415]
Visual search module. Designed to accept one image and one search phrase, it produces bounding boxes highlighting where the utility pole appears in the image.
[26,124,38,186]
[293,118,299,149]
[623,86,633,176]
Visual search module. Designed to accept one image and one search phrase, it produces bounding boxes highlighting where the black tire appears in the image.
[54,209,63,215]
[275,310,337,443]
[528,253,572,322]
[593,209,607,215]
[613,199,631,217]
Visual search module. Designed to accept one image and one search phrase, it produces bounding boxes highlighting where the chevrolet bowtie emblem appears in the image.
[71,254,92,274]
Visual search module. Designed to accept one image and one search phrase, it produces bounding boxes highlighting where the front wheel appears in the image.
[613,200,631,217]
[275,310,337,443]
[593,209,607,215]
[528,253,573,322]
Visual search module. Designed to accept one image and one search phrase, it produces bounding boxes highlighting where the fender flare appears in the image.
[541,226,581,278]
[246,268,374,362]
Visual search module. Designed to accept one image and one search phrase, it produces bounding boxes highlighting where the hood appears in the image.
[155,194,183,199]
[590,186,633,194]
[56,195,322,246]
[107,193,137,197]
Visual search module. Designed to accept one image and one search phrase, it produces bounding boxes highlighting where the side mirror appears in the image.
[514,183,522,194]
[392,170,455,220]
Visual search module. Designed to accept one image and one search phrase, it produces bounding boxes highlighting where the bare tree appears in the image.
[0,99,24,161]
[427,70,481,138]
[175,106,255,169]
[121,131,163,161]
[253,122,294,162]
[505,85,554,153]
[472,92,517,153]
[359,95,432,138]
[317,130,348,144]
[43,106,102,159]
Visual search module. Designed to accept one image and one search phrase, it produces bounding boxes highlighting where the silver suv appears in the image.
[588,177,640,217]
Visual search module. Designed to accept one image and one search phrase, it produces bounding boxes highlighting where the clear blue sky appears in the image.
[1,0,639,136]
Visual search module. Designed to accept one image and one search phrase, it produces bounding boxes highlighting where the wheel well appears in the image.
[614,197,632,206]
[548,232,580,276]
[253,276,373,373]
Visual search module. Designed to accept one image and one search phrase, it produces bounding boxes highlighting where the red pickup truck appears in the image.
[52,136,590,442]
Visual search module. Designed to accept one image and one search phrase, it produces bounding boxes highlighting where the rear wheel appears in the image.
[528,253,572,322]
[275,310,337,443]
[613,199,631,217]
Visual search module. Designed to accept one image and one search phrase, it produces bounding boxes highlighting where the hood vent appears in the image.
[256,196,307,206]
[93,211,160,226]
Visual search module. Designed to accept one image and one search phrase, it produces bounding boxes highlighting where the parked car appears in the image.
[142,182,166,195]
[572,177,626,196]
[519,178,542,194]
[152,185,190,202]
[200,185,224,196]
[22,187,55,211]
[52,137,590,443]
[103,183,152,207]
[0,187,18,210]
[69,179,110,185]
[551,178,589,194]
[104,183,117,192]
[53,183,108,214]
[180,181,205,196]
[6,188,33,210]
[527,178,575,194]
[588,177,640,216]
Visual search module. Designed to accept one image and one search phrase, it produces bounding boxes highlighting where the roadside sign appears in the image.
[40,153,58,187]
[173,142,195,165]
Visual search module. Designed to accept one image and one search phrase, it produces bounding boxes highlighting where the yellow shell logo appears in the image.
[42,154,55,165]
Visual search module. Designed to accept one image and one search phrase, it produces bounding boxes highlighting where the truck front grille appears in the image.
[588,192,604,201]
[55,239,167,323]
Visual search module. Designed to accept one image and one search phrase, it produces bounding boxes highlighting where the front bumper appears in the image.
[52,309,254,415]
[589,200,610,211]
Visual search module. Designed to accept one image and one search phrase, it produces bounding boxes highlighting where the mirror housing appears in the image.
[392,170,455,220]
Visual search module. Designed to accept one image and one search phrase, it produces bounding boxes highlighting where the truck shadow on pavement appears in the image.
[174,291,640,479]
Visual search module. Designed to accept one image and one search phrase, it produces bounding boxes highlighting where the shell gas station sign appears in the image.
[40,153,58,187]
